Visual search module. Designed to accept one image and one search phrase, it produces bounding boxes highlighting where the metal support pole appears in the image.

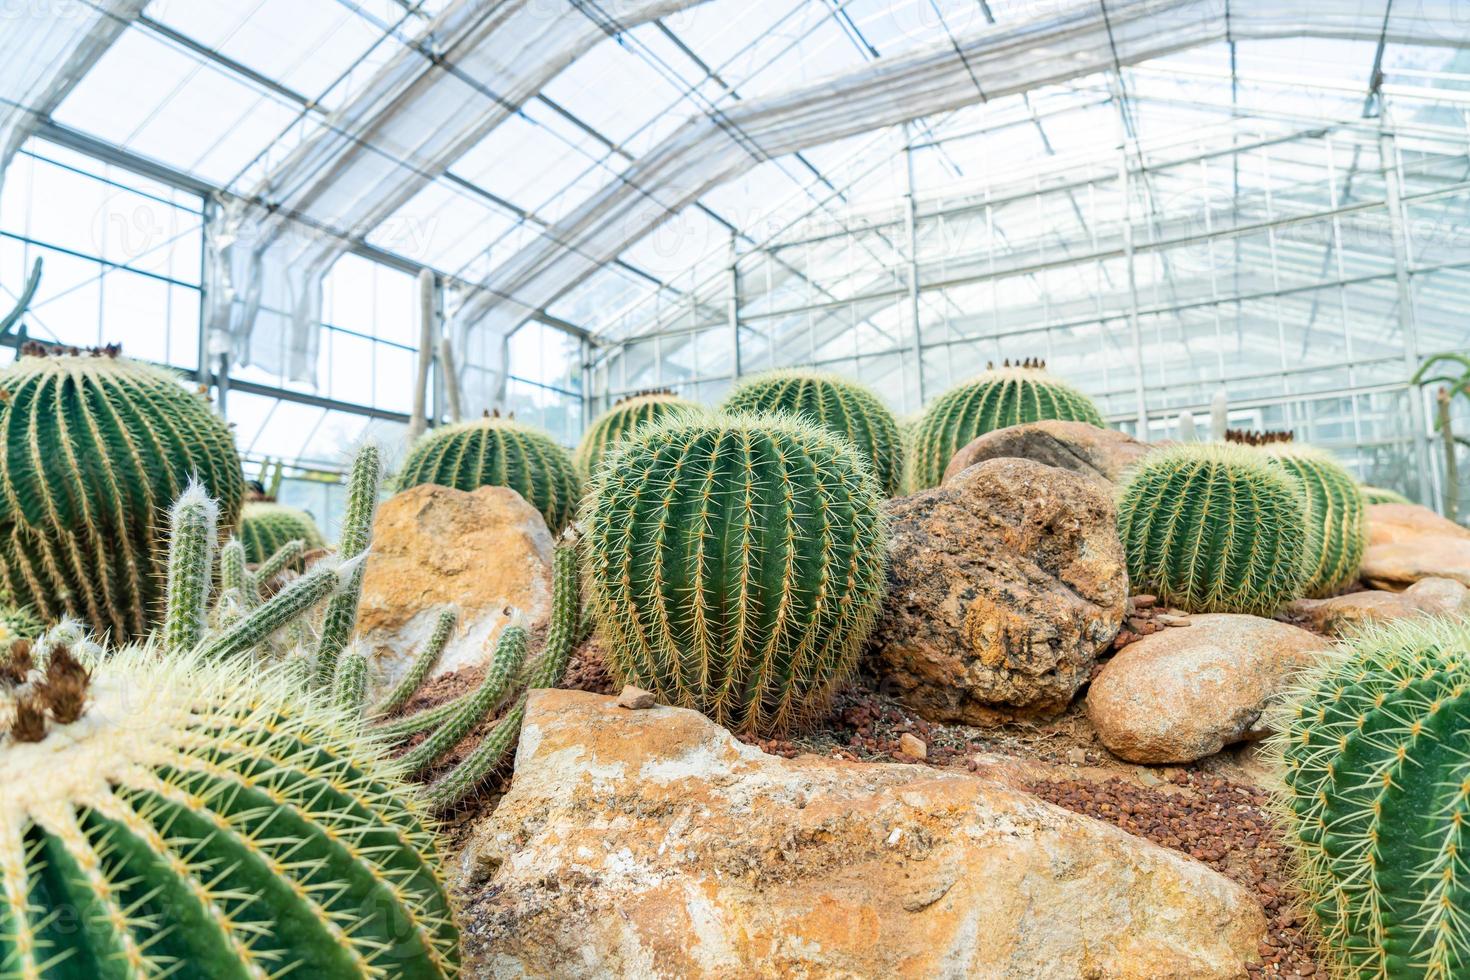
[727,235,741,381]
[1381,130,1433,503]
[903,125,925,413]
[408,268,434,441]
[1120,146,1148,436]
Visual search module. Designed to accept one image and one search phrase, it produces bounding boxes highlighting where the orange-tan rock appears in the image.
[942,419,1157,485]
[356,484,553,694]
[1366,502,1470,546]
[1289,577,1470,636]
[871,458,1126,724]
[458,689,1265,979]
[1086,614,1328,764]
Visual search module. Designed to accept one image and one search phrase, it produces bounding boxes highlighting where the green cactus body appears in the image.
[400,625,527,776]
[1274,617,1470,978]
[399,417,581,531]
[0,352,244,639]
[909,367,1105,488]
[722,370,906,497]
[576,391,700,477]
[582,413,887,737]
[1117,443,1309,615]
[0,645,458,977]
[239,501,324,565]
[0,604,42,644]
[1361,484,1411,506]
[1263,445,1366,598]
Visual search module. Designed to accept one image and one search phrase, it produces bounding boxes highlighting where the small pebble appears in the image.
[898,732,927,760]
[1156,613,1191,627]
[1066,747,1087,765]
[616,685,656,710]
[1131,594,1157,609]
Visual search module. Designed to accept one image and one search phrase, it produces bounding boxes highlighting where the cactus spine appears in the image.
[576,390,700,477]
[239,501,324,565]
[1263,445,1366,598]
[0,643,459,978]
[582,413,887,737]
[722,370,906,496]
[1273,617,1470,978]
[398,415,580,531]
[1117,443,1309,615]
[315,445,379,685]
[0,347,244,638]
[910,365,1105,488]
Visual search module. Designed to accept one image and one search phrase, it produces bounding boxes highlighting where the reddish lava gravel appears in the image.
[1028,774,1324,977]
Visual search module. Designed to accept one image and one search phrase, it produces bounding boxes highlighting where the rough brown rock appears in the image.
[871,458,1127,725]
[1366,502,1470,546]
[1086,614,1328,764]
[1361,503,1470,590]
[1289,577,1470,635]
[458,689,1266,979]
[943,419,1157,486]
[356,484,553,695]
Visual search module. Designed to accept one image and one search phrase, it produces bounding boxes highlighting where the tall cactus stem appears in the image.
[162,482,218,655]
[332,646,368,719]
[315,445,380,685]
[201,555,361,661]
[399,626,528,776]
[253,538,305,592]
[373,609,457,717]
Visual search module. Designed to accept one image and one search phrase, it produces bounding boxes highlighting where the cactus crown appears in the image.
[1225,428,1296,446]
[1116,442,1309,615]
[575,390,701,477]
[240,501,325,564]
[0,350,244,639]
[721,369,906,497]
[582,411,888,737]
[909,366,1105,489]
[1273,616,1470,978]
[0,642,459,977]
[398,416,580,531]
[1261,443,1366,598]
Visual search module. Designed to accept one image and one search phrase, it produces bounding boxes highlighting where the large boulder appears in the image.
[870,458,1127,724]
[1367,502,1470,546]
[1361,502,1470,590]
[1289,577,1470,636]
[459,689,1266,979]
[356,484,554,695]
[942,419,1156,486]
[1086,614,1328,764]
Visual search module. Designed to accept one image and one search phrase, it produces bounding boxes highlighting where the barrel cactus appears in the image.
[0,343,244,639]
[239,501,325,564]
[910,361,1105,488]
[1361,484,1411,506]
[576,389,700,476]
[582,413,887,736]
[1263,445,1366,598]
[1117,443,1309,614]
[722,370,905,496]
[398,412,580,531]
[0,640,459,977]
[1274,616,1470,978]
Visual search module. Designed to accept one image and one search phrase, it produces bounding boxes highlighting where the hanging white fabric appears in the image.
[449,0,1467,351]
[204,0,708,386]
[0,0,147,206]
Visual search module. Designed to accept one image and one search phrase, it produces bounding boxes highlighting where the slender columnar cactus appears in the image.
[333,645,368,718]
[316,445,380,685]
[398,415,580,531]
[722,370,906,496]
[253,538,305,591]
[1273,617,1470,978]
[1117,443,1309,615]
[200,556,361,661]
[400,625,528,775]
[1361,484,1411,506]
[1263,445,1366,598]
[374,609,457,717]
[424,537,579,811]
[582,413,887,736]
[576,390,701,477]
[162,482,217,655]
[239,501,324,565]
[0,644,459,977]
[909,365,1106,488]
[0,346,244,638]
